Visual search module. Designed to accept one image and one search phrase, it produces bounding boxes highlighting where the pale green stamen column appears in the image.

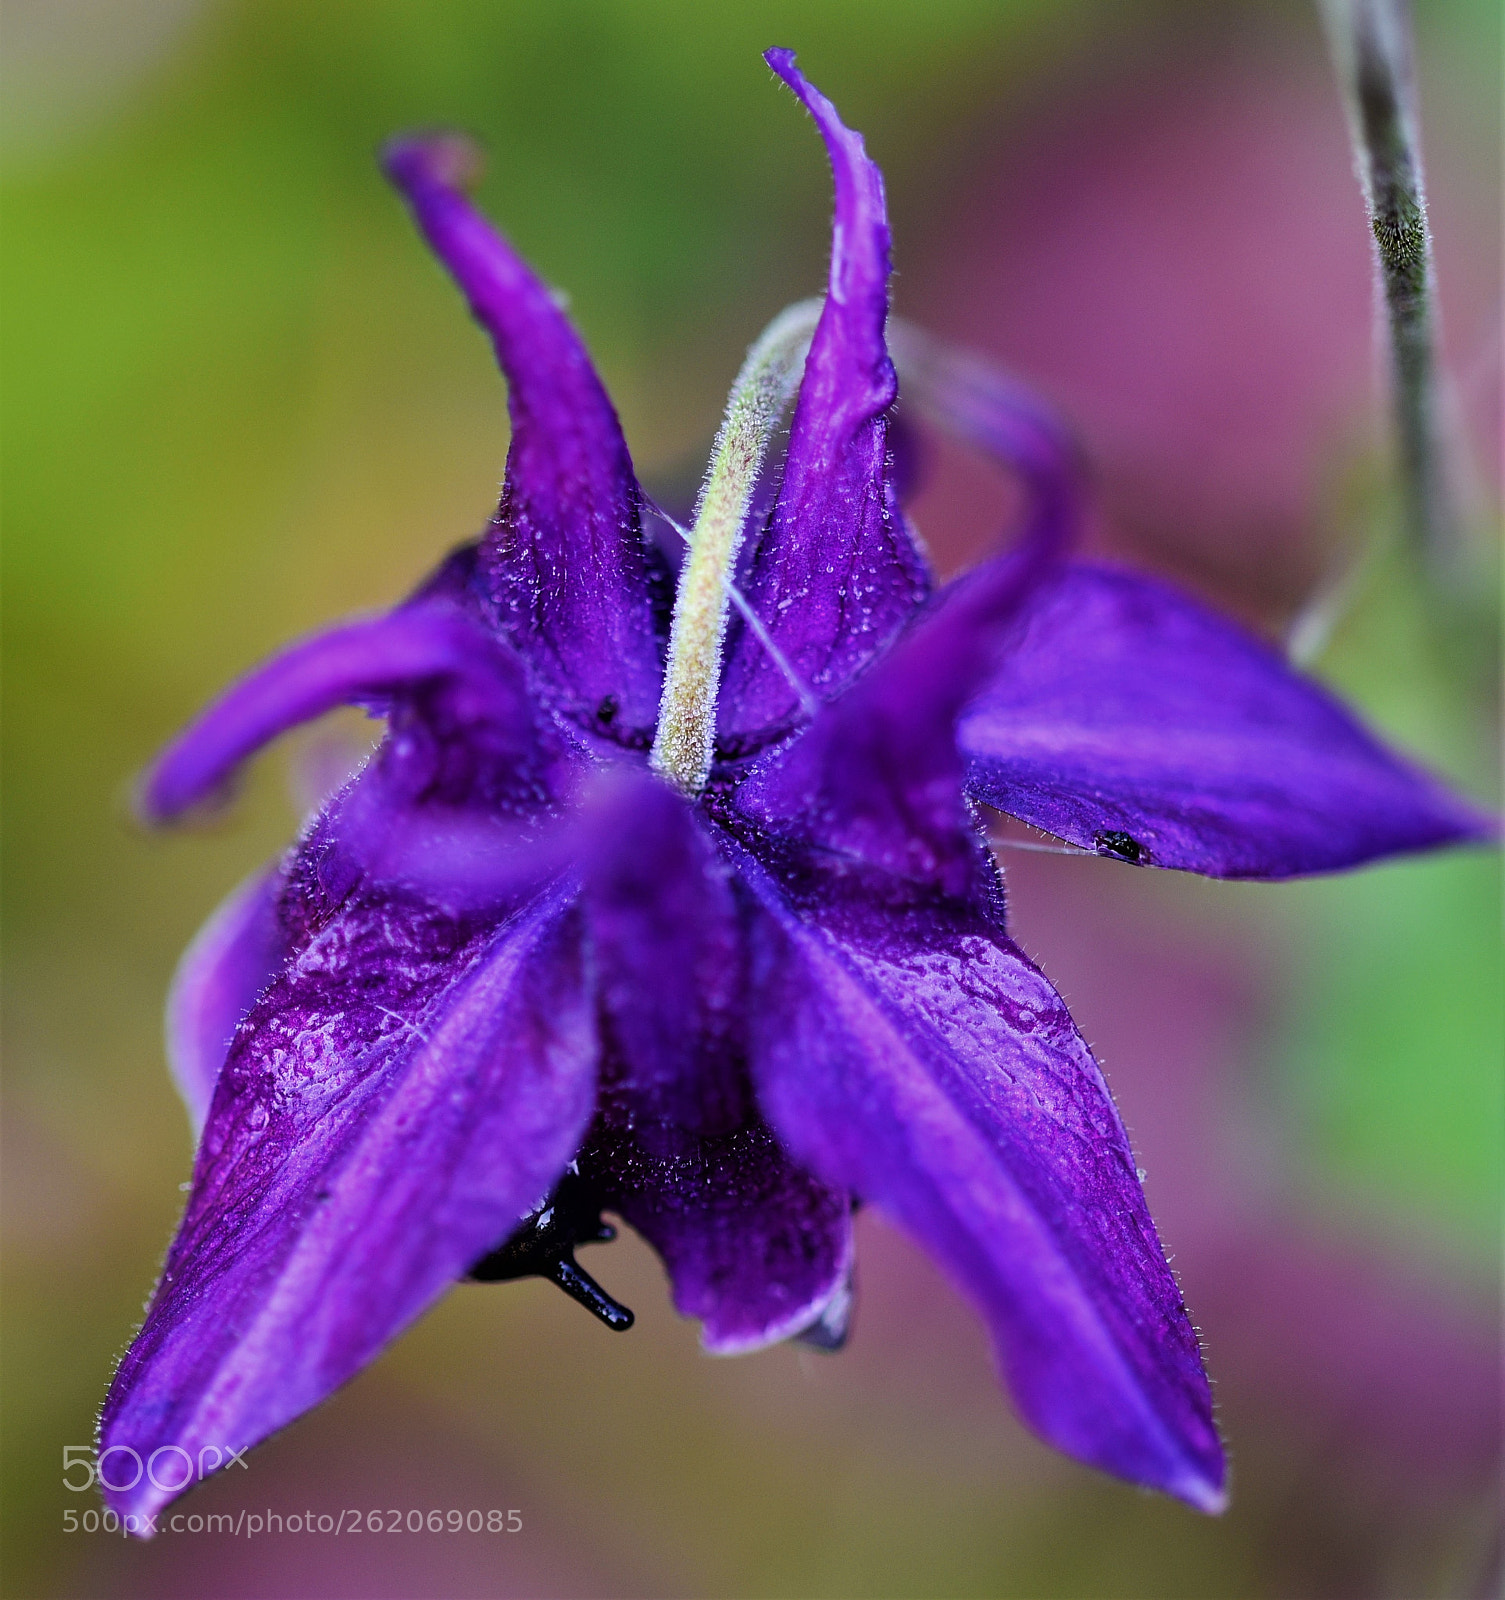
[650,299,821,795]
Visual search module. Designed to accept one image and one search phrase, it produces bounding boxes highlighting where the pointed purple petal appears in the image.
[887,324,1086,535]
[583,1115,853,1355]
[736,843,1225,1510]
[580,772,851,1351]
[579,773,742,1133]
[735,528,1062,898]
[141,603,561,824]
[383,137,662,739]
[100,883,594,1521]
[961,563,1497,877]
[716,53,930,747]
[165,865,288,1134]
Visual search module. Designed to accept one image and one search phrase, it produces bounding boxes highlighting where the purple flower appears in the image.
[102,49,1492,1527]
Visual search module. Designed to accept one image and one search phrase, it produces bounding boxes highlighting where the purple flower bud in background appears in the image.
[101,46,1494,1532]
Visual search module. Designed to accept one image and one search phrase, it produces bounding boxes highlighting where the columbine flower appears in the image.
[102,49,1492,1526]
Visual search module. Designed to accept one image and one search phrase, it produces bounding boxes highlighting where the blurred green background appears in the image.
[3,2,1499,1596]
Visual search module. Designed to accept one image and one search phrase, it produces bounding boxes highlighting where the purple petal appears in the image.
[579,772,851,1351]
[960,563,1497,877]
[582,1115,854,1355]
[340,798,576,916]
[275,762,573,944]
[141,602,562,824]
[736,843,1225,1510]
[735,530,1062,899]
[716,53,930,749]
[383,137,662,741]
[887,323,1086,534]
[579,772,743,1135]
[100,883,594,1521]
[165,865,288,1134]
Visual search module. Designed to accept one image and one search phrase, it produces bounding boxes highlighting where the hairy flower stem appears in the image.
[651,300,822,794]
[1321,0,1454,579]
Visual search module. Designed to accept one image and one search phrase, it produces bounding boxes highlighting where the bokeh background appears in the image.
[3,1,1500,1596]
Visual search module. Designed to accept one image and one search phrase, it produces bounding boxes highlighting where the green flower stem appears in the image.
[1321,0,1454,577]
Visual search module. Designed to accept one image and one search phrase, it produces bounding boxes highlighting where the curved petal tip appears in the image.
[381,132,484,195]
[696,1226,856,1358]
[1172,1460,1230,1516]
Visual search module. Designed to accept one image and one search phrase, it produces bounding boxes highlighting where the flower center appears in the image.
[650,299,822,795]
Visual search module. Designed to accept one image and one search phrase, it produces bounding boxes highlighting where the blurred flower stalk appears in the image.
[1321,0,1453,583]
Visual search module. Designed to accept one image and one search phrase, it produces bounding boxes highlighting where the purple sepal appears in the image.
[335,793,574,917]
[580,773,852,1351]
[961,563,1498,877]
[383,137,663,742]
[100,883,595,1523]
[140,603,561,825]
[735,521,1064,899]
[716,52,930,750]
[736,842,1226,1512]
[581,1113,854,1356]
[166,864,288,1134]
[890,328,1086,534]
[580,772,744,1135]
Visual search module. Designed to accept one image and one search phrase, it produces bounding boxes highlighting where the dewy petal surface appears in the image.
[165,864,289,1134]
[717,52,929,748]
[100,883,594,1522]
[580,773,851,1351]
[384,138,663,741]
[736,843,1225,1510]
[960,562,1497,877]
